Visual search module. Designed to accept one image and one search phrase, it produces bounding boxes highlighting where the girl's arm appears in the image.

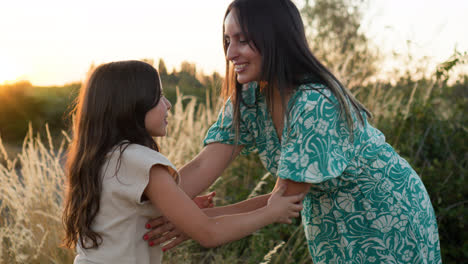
[144,142,261,247]
[178,143,243,198]
[144,178,309,247]
[202,177,311,217]
[144,193,271,249]
[144,164,303,248]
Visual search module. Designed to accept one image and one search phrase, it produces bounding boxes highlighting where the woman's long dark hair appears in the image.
[62,60,162,249]
[222,0,371,140]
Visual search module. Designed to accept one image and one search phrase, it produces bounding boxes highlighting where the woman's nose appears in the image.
[226,43,238,62]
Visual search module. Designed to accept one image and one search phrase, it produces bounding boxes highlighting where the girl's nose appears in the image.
[165,97,172,110]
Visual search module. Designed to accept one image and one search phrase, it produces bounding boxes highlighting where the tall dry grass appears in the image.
[0,126,74,263]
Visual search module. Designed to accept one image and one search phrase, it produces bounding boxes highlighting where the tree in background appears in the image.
[301,0,380,88]
[0,81,78,146]
[158,58,168,77]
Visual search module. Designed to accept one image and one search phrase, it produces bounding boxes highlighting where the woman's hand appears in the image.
[266,184,305,224]
[144,192,216,249]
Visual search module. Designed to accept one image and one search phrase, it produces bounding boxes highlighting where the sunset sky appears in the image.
[0,0,467,86]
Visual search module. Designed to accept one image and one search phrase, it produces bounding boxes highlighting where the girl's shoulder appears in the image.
[107,142,163,160]
[119,143,161,157]
[108,142,179,181]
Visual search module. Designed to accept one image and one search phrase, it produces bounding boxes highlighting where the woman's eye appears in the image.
[239,39,248,44]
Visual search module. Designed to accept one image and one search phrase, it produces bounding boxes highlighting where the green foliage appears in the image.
[301,0,380,87]
[435,50,468,81]
[371,76,468,263]
[0,81,78,146]
[156,59,221,110]
[158,58,168,76]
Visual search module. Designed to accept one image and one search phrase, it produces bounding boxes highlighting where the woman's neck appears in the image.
[270,88,292,142]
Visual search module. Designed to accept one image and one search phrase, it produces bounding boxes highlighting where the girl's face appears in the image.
[224,11,262,84]
[144,90,172,137]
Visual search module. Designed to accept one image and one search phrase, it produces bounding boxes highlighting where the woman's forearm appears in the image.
[178,158,216,198]
[203,194,271,217]
[179,143,242,198]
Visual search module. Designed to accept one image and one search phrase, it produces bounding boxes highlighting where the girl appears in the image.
[62,60,304,264]
[146,0,442,263]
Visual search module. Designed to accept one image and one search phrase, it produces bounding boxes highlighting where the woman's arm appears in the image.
[179,143,243,198]
[275,177,312,196]
[144,165,303,248]
[203,177,311,217]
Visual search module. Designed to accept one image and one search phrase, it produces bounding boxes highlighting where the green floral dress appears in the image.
[204,82,441,264]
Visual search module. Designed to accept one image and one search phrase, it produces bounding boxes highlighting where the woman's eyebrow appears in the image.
[224,32,243,39]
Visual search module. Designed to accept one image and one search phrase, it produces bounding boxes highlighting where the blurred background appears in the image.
[0,0,466,263]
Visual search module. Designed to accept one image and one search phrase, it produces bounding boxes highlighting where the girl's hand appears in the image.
[143,216,188,250]
[143,192,216,248]
[143,216,177,247]
[193,191,216,209]
[267,184,305,224]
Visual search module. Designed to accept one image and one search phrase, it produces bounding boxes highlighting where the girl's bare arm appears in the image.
[144,165,303,248]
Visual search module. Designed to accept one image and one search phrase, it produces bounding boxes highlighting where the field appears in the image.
[0,58,467,263]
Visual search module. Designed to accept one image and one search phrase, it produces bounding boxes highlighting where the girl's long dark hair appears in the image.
[222,0,371,140]
[62,60,162,249]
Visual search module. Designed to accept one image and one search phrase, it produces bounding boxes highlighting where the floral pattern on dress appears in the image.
[204,82,441,263]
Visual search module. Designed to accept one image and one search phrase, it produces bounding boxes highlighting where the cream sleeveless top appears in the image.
[74,143,179,264]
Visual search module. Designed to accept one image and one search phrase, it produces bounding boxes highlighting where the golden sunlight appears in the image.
[0,57,23,85]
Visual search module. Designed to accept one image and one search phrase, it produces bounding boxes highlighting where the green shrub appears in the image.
[373,77,468,263]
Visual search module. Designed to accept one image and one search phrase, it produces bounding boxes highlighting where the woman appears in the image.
[146,0,441,263]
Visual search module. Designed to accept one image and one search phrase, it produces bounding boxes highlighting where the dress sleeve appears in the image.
[276,89,354,183]
[203,98,256,154]
[112,144,180,205]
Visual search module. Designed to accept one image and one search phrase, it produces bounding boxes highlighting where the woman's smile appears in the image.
[224,10,262,84]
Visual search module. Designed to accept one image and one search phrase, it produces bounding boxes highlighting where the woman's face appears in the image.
[144,89,172,137]
[224,11,262,84]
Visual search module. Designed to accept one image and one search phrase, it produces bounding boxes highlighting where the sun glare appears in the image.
[0,58,23,85]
